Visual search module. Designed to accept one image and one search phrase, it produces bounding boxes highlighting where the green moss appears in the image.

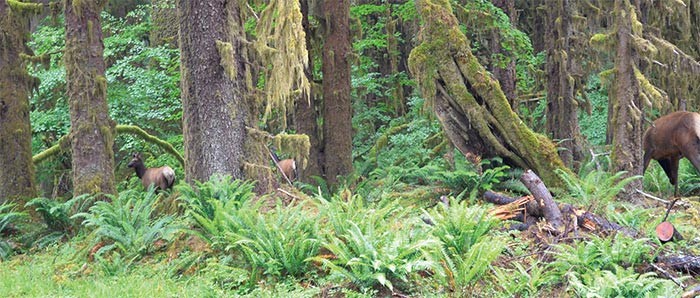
[215,40,237,80]
[7,0,43,15]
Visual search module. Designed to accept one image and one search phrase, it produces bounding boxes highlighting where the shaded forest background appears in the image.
[2,0,700,296]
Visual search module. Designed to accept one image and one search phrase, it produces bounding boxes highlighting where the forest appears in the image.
[2,0,700,296]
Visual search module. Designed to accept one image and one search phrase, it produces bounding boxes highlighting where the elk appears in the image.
[127,153,176,191]
[268,147,297,184]
[643,111,700,196]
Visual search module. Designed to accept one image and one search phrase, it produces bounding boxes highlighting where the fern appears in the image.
[74,189,181,258]
[227,202,320,279]
[567,265,681,297]
[26,194,95,235]
[311,195,438,292]
[0,203,27,260]
[555,158,641,212]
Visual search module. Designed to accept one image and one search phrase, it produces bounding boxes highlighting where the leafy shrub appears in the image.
[75,189,181,258]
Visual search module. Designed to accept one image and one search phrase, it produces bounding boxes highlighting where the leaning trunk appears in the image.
[178,0,247,183]
[64,0,117,197]
[409,0,569,187]
[0,1,37,204]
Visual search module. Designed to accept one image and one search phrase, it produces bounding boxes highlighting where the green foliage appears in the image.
[0,203,27,260]
[228,202,320,279]
[555,157,641,212]
[424,201,505,292]
[26,194,94,234]
[75,189,181,259]
[423,198,498,256]
[549,235,654,277]
[431,158,509,201]
[578,75,609,146]
[178,176,256,244]
[492,259,560,297]
[567,265,680,297]
[311,194,437,292]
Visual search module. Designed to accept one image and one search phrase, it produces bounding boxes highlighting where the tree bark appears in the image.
[64,0,117,197]
[409,0,570,188]
[0,1,38,204]
[490,0,518,109]
[295,0,323,182]
[322,0,353,188]
[150,0,178,47]
[544,0,585,168]
[610,0,644,202]
[178,0,247,183]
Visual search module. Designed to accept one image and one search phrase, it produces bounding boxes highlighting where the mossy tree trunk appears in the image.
[544,0,585,168]
[178,0,247,184]
[150,0,178,47]
[409,0,569,187]
[64,0,117,197]
[295,0,323,182]
[610,0,643,202]
[490,0,518,109]
[0,1,37,204]
[322,0,353,188]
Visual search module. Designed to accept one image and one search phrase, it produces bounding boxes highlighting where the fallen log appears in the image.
[519,170,564,231]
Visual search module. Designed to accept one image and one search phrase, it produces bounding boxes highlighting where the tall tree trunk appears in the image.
[544,0,585,168]
[64,0,117,197]
[491,0,518,109]
[610,0,643,202]
[295,0,323,182]
[0,1,37,204]
[150,0,178,47]
[409,0,569,188]
[322,0,353,187]
[178,0,248,183]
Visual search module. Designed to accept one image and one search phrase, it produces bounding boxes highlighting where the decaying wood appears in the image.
[519,169,564,231]
[656,255,700,275]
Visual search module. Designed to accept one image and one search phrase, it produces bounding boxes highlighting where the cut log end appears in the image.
[656,221,683,243]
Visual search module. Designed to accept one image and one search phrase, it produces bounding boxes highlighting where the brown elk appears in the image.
[643,111,700,196]
[127,153,176,191]
[277,158,297,182]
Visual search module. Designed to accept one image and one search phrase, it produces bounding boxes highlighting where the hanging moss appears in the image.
[7,0,43,15]
[272,133,311,169]
[254,0,311,128]
[216,40,237,80]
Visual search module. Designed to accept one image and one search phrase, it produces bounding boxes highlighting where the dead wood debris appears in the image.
[481,168,700,289]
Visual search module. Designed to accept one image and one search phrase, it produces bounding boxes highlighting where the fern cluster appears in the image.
[75,189,180,259]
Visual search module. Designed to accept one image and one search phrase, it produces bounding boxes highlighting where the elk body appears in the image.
[643,111,700,196]
[127,153,176,191]
[277,158,297,182]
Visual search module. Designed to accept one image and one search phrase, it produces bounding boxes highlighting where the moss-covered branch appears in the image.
[115,125,184,167]
[7,0,43,15]
[33,124,184,168]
